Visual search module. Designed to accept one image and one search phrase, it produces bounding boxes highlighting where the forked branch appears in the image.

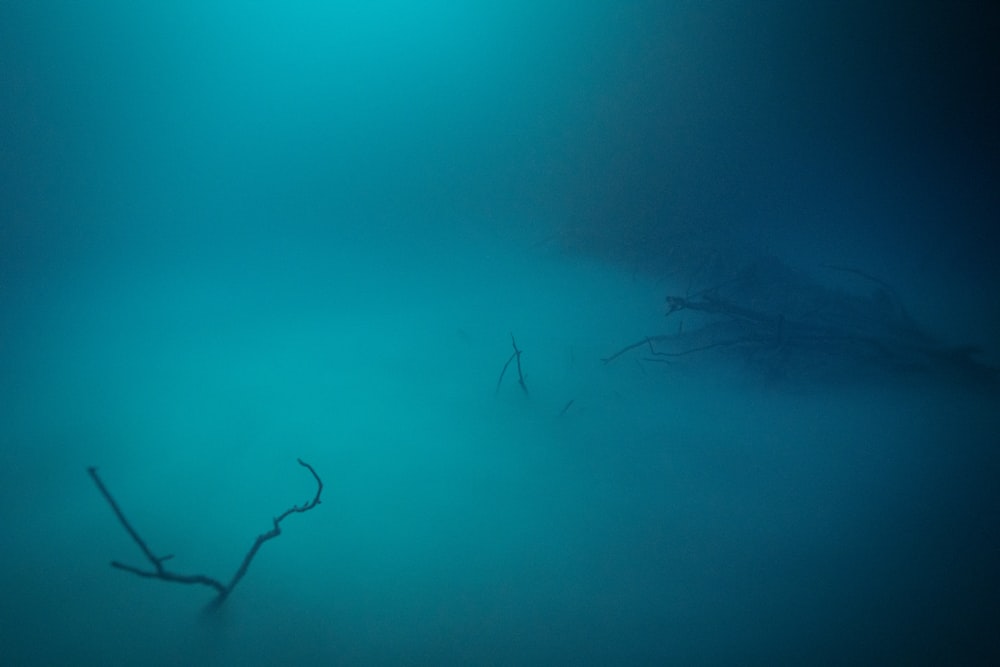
[89,458,323,612]
[495,333,529,396]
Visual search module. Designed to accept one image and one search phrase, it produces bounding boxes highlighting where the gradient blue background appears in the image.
[2,1,998,665]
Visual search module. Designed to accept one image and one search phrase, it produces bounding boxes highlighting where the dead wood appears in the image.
[605,258,997,388]
[89,459,323,612]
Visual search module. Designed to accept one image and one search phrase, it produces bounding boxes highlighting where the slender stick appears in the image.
[602,335,675,364]
[87,467,180,576]
[511,334,529,395]
[218,459,323,605]
[495,351,517,395]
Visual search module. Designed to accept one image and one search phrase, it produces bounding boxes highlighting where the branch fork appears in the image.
[89,458,323,611]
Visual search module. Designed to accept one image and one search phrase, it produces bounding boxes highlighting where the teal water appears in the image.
[3,2,998,665]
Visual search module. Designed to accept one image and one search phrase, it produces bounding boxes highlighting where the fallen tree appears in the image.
[89,458,323,613]
[604,257,997,388]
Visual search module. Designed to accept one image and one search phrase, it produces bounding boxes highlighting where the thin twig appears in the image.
[495,351,517,395]
[511,334,529,395]
[602,335,675,364]
[496,333,529,396]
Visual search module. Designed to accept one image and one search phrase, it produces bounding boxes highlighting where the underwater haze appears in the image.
[2,1,999,665]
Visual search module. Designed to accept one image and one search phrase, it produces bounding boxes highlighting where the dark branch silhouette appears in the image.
[603,258,998,389]
[495,333,529,396]
[89,458,323,612]
[602,335,661,364]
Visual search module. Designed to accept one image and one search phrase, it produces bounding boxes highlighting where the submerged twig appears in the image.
[495,333,529,396]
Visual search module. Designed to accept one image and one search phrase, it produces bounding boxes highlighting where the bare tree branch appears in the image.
[89,459,323,612]
[603,261,999,389]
